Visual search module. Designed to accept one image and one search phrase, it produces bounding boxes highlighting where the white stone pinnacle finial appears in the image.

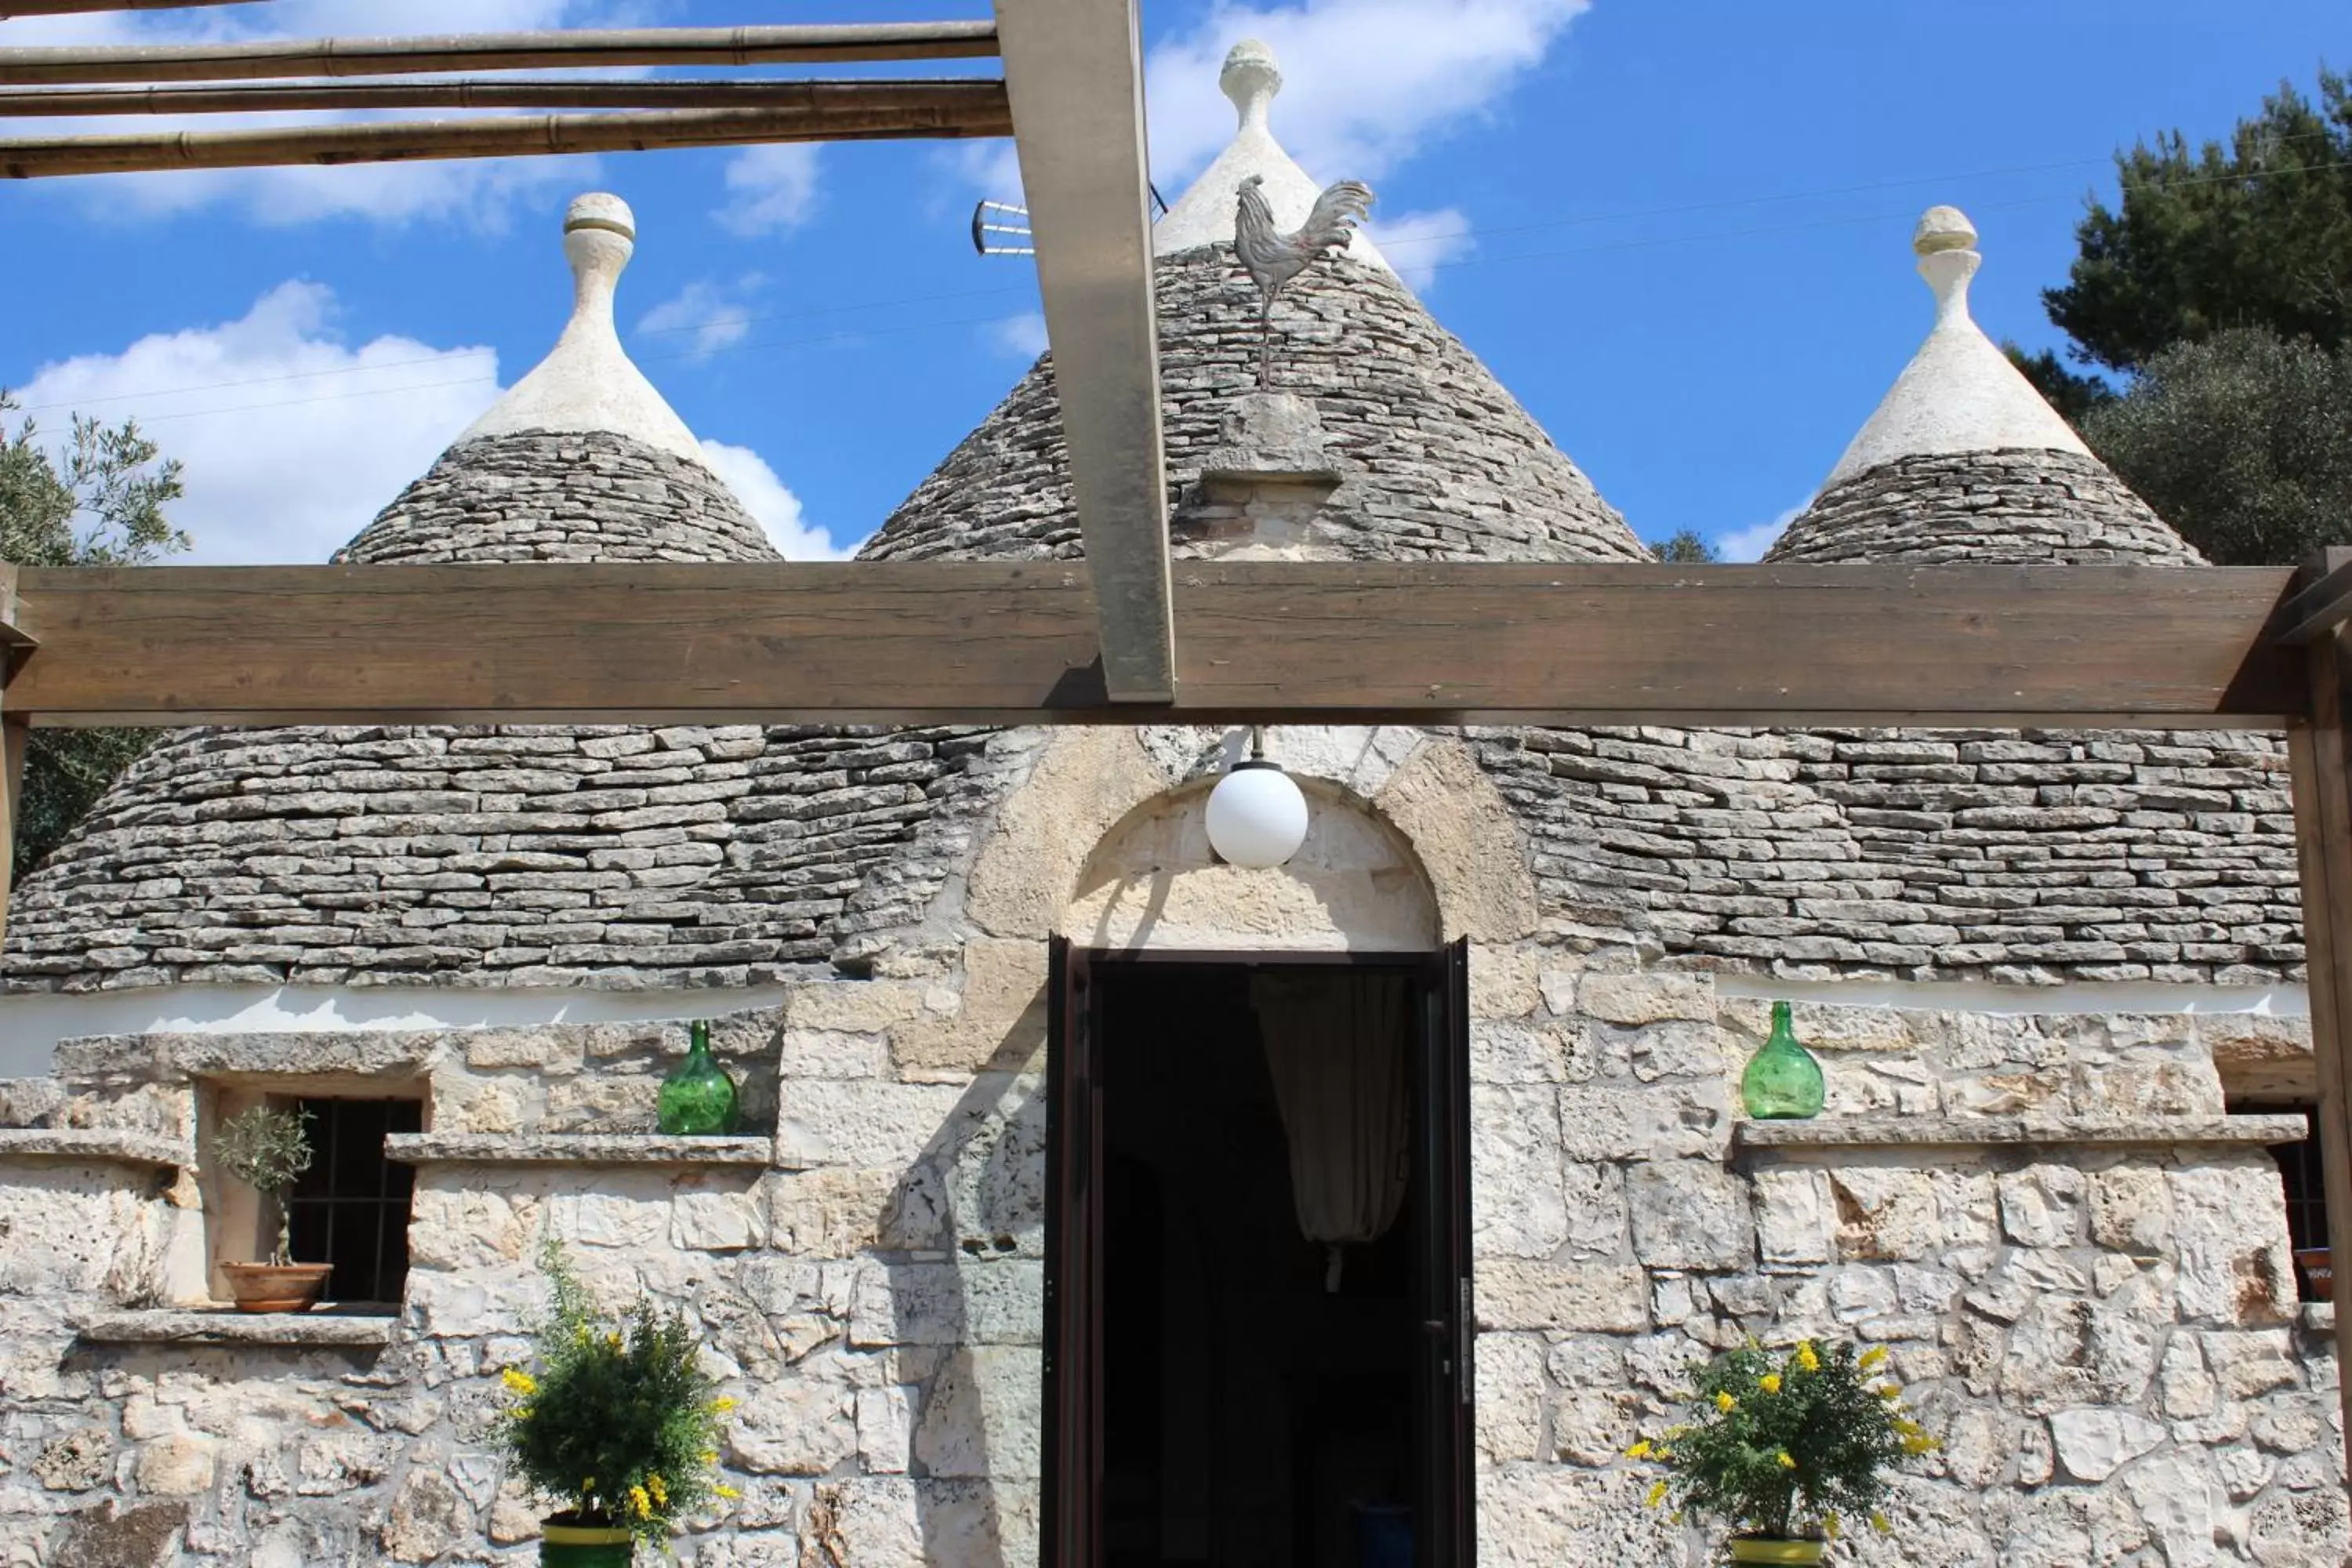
[1820,204,2089,485]
[1221,39,1282,132]
[456,191,704,462]
[564,191,637,305]
[1912,203,1982,328]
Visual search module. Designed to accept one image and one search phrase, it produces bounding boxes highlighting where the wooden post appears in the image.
[0,563,21,947]
[993,0,1174,703]
[2285,547,2352,1450]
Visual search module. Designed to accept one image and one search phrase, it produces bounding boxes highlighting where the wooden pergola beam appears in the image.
[0,89,1011,176]
[2274,550,2352,646]
[0,76,1004,117]
[0,560,2303,730]
[0,22,1000,85]
[994,0,1173,703]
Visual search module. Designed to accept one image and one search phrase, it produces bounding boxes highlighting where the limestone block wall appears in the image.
[0,1014,811,1565]
[1470,962,2347,1566]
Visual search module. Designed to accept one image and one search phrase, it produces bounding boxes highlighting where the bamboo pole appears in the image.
[1,0,257,13]
[0,94,1012,176]
[0,23,1000,85]
[0,76,997,116]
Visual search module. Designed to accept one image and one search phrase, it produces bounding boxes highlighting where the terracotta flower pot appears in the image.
[2296,1247,2333,1301]
[1729,1540,1828,1566]
[220,1261,332,1314]
[540,1519,636,1566]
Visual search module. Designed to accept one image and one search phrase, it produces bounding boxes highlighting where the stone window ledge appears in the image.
[383,1132,774,1169]
[78,1309,397,1348]
[2304,1302,2336,1334]
[0,1129,189,1170]
[1733,1115,2310,1155]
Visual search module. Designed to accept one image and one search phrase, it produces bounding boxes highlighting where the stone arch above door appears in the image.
[959,727,1538,949]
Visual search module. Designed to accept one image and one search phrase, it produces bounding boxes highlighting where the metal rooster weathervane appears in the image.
[1233,172,1375,390]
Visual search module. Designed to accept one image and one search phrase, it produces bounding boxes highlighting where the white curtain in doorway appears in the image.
[1250,971,1411,1291]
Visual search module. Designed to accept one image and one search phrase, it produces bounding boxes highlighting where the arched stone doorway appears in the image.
[1040,760,1476,1568]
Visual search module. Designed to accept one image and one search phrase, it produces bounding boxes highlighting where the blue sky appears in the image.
[2,0,2343,564]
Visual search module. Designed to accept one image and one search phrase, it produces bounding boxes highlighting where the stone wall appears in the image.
[0,724,2339,1564]
[1468,968,2343,1566]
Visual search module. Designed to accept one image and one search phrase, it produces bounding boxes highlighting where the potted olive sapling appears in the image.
[1624,1338,1936,1563]
[214,1105,332,1312]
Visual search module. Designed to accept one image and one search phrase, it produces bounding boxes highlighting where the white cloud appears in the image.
[1145,0,1591,186]
[9,282,499,564]
[635,279,762,359]
[695,441,850,561]
[717,145,824,236]
[1715,502,1811,564]
[3,0,615,228]
[9,278,840,565]
[1364,208,1474,292]
[954,140,1026,207]
[985,313,1051,360]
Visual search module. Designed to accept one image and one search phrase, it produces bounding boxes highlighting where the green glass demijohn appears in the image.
[657,1020,740,1135]
[1740,1000,1825,1120]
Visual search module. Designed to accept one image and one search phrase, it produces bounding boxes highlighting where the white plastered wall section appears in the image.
[0,973,2305,1083]
[0,986,793,1079]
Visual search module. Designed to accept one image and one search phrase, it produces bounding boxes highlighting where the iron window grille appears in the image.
[283,1097,423,1307]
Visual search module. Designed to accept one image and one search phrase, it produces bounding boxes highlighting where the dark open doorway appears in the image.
[1046,944,1474,1568]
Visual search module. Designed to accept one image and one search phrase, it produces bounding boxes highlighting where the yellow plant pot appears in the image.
[1728,1540,1827,1566]
[540,1521,635,1566]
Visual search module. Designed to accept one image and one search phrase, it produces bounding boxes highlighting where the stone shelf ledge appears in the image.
[0,1129,189,1170]
[1733,1115,2310,1155]
[383,1133,774,1169]
[78,1309,396,1348]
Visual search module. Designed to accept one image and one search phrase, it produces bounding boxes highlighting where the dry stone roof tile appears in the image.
[1,430,1019,993]
[1770,448,2205,567]
[865,248,1646,565]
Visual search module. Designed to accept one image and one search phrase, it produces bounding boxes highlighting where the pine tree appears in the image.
[2045,69,2352,375]
[2024,68,2352,564]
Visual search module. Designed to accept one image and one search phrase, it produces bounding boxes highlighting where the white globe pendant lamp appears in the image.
[1205,728,1310,869]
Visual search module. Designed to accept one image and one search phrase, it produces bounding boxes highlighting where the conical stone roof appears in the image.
[866,248,1641,565]
[1563,205,2299,989]
[1769,207,2201,567]
[868,40,1642,567]
[341,192,775,568]
[0,196,889,1002]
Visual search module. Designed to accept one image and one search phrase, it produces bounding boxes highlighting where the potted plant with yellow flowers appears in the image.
[1624,1338,1935,1564]
[492,1240,741,1565]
